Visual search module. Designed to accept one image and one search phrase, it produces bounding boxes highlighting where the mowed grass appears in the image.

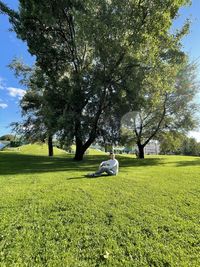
[0,145,199,267]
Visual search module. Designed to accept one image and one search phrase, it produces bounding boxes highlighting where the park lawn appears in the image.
[0,145,199,267]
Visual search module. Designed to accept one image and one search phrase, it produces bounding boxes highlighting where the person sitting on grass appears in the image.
[87,152,119,177]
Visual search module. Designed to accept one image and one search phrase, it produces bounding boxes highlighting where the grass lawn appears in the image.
[0,144,199,267]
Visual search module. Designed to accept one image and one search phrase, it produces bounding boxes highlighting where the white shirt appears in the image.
[101,159,119,175]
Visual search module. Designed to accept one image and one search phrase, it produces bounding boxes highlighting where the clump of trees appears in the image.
[0,135,15,141]
[0,134,24,147]
[159,132,200,156]
[1,0,199,159]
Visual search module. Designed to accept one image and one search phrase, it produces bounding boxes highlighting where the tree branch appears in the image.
[143,93,168,146]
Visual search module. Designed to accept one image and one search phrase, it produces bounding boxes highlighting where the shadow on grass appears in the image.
[1,152,198,176]
[66,176,87,180]
[175,158,200,167]
[0,152,166,176]
[66,174,110,180]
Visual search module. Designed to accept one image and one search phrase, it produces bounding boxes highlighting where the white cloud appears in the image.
[0,103,8,109]
[7,87,26,98]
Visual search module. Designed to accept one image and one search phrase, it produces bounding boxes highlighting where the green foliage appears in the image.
[9,59,60,152]
[120,127,136,147]
[159,132,200,156]
[0,134,15,141]
[0,0,192,160]
[159,131,185,154]
[122,60,199,158]
[0,144,199,266]
[181,136,200,156]
[10,140,22,147]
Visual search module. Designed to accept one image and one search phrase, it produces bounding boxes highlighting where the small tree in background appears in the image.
[9,59,60,156]
[122,60,199,158]
[181,136,200,156]
[0,134,15,141]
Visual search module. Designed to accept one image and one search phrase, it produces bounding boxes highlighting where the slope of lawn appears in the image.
[0,144,199,267]
[70,144,106,155]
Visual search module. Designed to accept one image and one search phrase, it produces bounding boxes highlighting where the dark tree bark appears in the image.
[48,135,53,157]
[73,132,96,161]
[134,94,168,159]
[74,147,84,161]
[74,137,84,161]
[73,94,104,160]
[137,143,144,159]
[104,144,108,153]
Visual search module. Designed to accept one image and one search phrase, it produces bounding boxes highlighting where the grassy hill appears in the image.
[3,143,66,155]
[3,143,106,156]
[0,144,199,266]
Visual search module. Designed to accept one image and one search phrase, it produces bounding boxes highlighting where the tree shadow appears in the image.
[118,155,164,168]
[175,158,200,167]
[0,152,165,176]
[66,176,87,180]
[0,152,90,176]
[66,174,110,180]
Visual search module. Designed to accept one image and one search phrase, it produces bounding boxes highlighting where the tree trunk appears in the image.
[137,143,144,159]
[74,136,85,161]
[74,134,96,161]
[48,136,53,157]
[74,145,84,161]
[74,112,98,160]
[105,144,108,152]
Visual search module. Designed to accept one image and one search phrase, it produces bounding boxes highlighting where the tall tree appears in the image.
[1,0,191,160]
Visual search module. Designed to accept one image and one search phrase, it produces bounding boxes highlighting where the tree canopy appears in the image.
[122,60,199,158]
[0,0,194,159]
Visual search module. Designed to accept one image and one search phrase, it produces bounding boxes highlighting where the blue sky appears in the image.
[0,0,200,140]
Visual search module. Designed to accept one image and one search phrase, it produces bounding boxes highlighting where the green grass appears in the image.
[0,144,199,267]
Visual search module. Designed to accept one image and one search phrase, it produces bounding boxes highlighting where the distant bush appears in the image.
[10,141,23,147]
[0,134,15,141]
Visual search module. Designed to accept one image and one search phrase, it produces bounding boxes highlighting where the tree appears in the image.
[181,136,200,156]
[123,60,199,158]
[158,131,185,154]
[0,134,15,141]
[97,112,121,152]
[0,0,191,160]
[9,59,60,156]
[120,128,136,148]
